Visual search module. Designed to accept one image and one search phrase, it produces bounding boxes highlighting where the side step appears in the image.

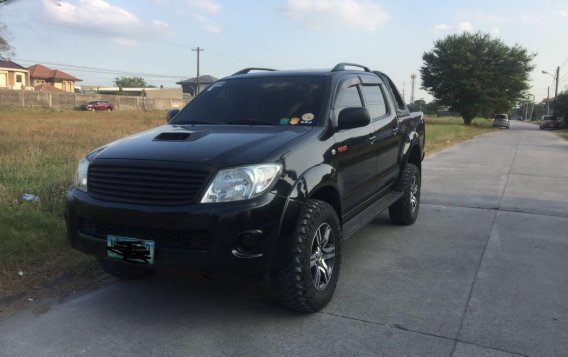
[342,189,404,240]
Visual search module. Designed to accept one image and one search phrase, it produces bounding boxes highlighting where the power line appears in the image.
[14,58,189,79]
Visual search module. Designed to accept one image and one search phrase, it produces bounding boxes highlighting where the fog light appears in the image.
[233,230,263,258]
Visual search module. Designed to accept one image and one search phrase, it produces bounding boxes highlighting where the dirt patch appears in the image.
[0,260,107,319]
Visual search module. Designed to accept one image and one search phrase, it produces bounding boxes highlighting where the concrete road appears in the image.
[1,120,567,357]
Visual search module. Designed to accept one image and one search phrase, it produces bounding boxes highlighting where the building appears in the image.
[28,64,81,93]
[176,75,218,97]
[0,60,30,90]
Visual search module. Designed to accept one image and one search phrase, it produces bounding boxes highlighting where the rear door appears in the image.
[360,74,401,191]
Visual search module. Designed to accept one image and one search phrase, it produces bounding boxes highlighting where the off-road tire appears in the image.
[389,163,420,225]
[271,199,341,313]
[97,258,155,280]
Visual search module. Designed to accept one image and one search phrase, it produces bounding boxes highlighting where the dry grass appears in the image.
[424,116,493,154]
[0,109,165,313]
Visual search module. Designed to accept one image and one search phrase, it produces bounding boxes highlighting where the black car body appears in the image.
[66,63,425,311]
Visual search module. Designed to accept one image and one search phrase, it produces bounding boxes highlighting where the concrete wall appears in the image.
[0,89,188,111]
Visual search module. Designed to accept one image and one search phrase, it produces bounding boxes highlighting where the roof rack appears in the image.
[231,67,277,76]
[331,63,371,72]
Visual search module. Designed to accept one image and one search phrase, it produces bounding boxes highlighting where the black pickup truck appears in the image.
[66,63,425,312]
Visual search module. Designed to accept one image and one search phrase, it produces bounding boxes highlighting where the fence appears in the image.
[0,90,187,111]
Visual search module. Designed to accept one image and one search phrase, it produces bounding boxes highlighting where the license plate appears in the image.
[106,235,155,265]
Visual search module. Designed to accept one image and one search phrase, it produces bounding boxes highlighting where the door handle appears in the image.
[392,127,399,135]
[368,134,376,143]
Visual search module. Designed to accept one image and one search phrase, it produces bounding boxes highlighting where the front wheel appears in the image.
[389,163,421,225]
[271,200,341,312]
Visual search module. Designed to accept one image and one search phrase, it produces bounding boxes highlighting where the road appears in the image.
[1,120,567,357]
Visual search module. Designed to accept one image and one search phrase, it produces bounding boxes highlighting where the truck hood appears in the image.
[94,124,311,167]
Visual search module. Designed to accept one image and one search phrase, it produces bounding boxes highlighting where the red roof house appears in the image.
[28,64,81,93]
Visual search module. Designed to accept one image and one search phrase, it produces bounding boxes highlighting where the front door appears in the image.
[333,77,379,216]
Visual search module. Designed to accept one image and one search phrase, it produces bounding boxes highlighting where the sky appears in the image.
[1,0,567,102]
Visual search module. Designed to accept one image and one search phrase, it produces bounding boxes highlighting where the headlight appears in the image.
[73,147,105,192]
[201,164,282,203]
[73,157,90,192]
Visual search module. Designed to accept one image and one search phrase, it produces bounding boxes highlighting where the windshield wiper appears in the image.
[226,119,275,125]
[176,120,219,125]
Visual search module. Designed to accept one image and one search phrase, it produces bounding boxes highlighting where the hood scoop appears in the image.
[154,132,191,141]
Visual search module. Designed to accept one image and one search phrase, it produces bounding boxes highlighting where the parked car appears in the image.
[81,100,114,111]
[66,63,425,312]
[492,114,510,128]
[540,115,561,130]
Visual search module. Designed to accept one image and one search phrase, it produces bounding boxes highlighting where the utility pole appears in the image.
[546,86,550,115]
[410,74,416,104]
[402,81,406,102]
[192,47,204,95]
[554,66,559,101]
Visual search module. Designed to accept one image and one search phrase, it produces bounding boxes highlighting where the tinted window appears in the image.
[495,114,507,119]
[361,85,388,121]
[335,85,362,114]
[172,76,328,126]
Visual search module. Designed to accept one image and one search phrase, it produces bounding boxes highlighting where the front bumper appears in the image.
[66,188,299,274]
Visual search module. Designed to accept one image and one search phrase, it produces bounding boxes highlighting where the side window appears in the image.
[361,85,388,122]
[334,84,362,115]
[386,77,405,110]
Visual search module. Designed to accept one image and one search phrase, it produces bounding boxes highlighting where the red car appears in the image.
[81,100,114,112]
[540,115,560,130]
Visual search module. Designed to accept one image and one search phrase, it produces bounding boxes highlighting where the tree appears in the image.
[0,22,15,60]
[421,32,535,125]
[554,91,568,122]
[114,76,148,88]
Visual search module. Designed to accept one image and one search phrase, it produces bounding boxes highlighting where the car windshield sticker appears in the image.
[301,113,314,121]
[280,118,289,125]
[289,117,300,125]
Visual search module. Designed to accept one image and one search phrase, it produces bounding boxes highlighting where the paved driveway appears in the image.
[1,121,567,356]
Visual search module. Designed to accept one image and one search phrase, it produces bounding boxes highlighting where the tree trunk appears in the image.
[462,115,473,126]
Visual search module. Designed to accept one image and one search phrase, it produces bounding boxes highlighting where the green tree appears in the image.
[554,91,568,122]
[114,76,148,88]
[421,32,535,125]
[0,22,15,60]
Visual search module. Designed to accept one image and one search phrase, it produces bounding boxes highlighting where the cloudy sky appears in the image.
[1,0,567,101]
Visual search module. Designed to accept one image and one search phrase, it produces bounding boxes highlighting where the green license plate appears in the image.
[106,235,155,265]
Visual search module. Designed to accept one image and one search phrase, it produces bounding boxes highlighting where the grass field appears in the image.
[0,109,492,312]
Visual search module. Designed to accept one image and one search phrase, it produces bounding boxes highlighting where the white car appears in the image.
[492,114,510,128]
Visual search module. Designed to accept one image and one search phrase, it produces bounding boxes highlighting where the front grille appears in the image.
[88,162,209,206]
[79,218,211,251]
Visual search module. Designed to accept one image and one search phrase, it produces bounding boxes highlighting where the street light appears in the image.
[541,68,559,104]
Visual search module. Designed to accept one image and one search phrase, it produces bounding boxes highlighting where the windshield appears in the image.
[172,76,328,126]
[494,114,507,119]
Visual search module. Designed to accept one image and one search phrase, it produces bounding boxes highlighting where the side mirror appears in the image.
[338,107,371,130]
[166,108,180,123]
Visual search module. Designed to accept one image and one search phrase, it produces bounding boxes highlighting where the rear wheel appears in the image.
[97,258,155,280]
[389,163,421,225]
[271,200,341,312]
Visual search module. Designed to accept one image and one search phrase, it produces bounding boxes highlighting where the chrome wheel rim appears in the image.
[410,175,419,214]
[310,223,335,291]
